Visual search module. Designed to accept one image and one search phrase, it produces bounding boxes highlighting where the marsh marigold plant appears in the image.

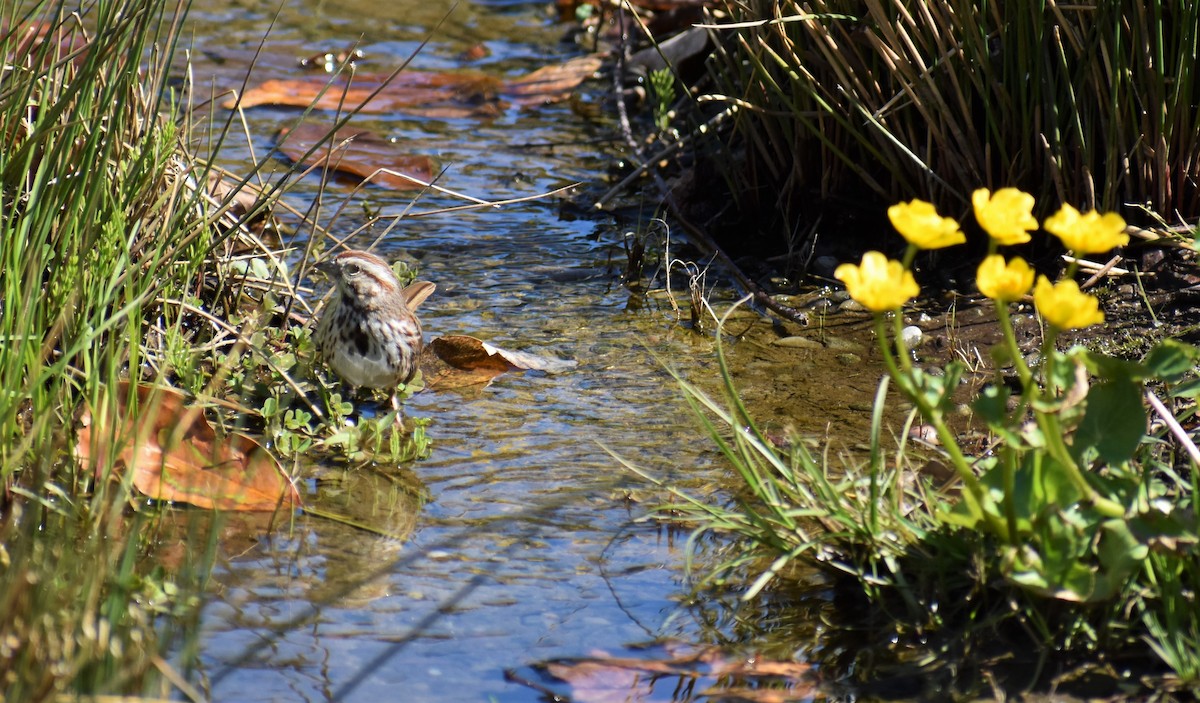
[1032,276,1105,330]
[834,251,919,312]
[1044,204,1129,254]
[976,255,1034,302]
[833,190,1133,544]
[972,188,1039,245]
[887,199,966,250]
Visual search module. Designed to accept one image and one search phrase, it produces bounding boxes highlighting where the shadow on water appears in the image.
[181,0,896,699]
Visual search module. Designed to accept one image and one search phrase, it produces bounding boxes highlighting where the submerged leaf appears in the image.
[531,643,814,703]
[76,382,300,512]
[276,123,436,191]
[505,54,603,106]
[223,72,504,118]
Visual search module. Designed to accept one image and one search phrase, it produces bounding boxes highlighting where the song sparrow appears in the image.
[314,250,435,393]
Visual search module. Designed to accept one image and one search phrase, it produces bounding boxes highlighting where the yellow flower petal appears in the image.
[976,255,1034,302]
[972,188,1038,246]
[1032,276,1105,330]
[888,199,966,250]
[1043,204,1129,254]
[834,251,920,312]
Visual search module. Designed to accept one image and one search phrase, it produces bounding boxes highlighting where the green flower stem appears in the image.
[1036,333,1126,519]
[877,314,1010,541]
[995,304,1033,388]
[889,308,915,375]
[994,303,1029,538]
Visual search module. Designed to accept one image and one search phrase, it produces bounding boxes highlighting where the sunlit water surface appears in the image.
[178,0,887,698]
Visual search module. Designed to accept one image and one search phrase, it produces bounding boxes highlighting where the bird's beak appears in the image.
[315,259,337,276]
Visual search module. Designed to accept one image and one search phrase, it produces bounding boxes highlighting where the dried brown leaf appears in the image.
[223,72,504,118]
[76,382,300,512]
[505,55,604,106]
[420,335,576,390]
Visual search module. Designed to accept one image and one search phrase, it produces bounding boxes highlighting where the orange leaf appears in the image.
[505,55,603,106]
[223,72,504,118]
[76,382,300,512]
[421,335,576,389]
[276,123,436,191]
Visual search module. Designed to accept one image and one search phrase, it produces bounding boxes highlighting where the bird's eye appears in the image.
[345,263,361,276]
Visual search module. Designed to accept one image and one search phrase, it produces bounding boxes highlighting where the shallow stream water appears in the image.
[180,0,889,698]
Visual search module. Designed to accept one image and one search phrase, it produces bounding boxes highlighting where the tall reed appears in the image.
[708,1,1200,243]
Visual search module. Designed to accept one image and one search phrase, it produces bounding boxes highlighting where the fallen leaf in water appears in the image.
[223,72,504,118]
[505,55,604,106]
[135,511,289,571]
[531,644,814,703]
[76,382,300,512]
[421,335,576,389]
[276,123,436,191]
[541,661,649,703]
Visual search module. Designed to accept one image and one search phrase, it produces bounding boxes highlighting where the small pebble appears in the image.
[836,352,861,365]
[772,336,823,350]
[900,325,923,347]
[839,299,867,312]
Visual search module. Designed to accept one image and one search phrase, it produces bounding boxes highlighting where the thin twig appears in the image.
[1145,390,1200,469]
[1073,253,1129,289]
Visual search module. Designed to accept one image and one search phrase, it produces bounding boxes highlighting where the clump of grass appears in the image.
[0,0,229,695]
[703,1,1200,249]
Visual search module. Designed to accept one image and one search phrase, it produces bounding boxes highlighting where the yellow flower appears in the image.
[972,188,1038,245]
[1043,204,1129,254]
[976,255,1034,302]
[1032,276,1105,330]
[834,251,920,312]
[888,199,966,250]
